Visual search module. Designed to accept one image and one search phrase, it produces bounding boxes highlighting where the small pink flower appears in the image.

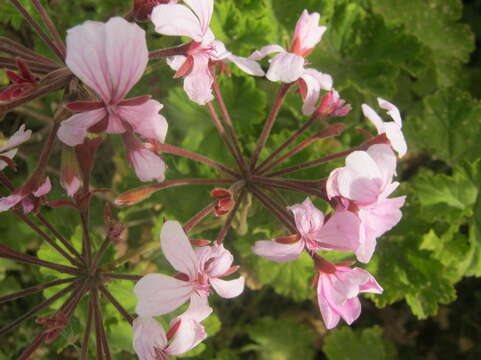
[362,98,407,157]
[317,265,383,329]
[133,316,206,360]
[326,144,405,263]
[151,0,264,105]
[0,124,31,170]
[253,198,360,262]
[134,220,244,320]
[0,176,51,214]
[249,10,332,115]
[57,17,168,182]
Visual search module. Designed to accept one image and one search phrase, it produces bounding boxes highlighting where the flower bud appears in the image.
[60,145,82,197]
[315,90,351,118]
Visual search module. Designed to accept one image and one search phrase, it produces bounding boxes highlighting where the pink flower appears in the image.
[134,220,244,320]
[57,17,168,182]
[133,316,206,360]
[362,98,407,157]
[151,0,264,105]
[249,10,331,115]
[253,198,360,262]
[326,144,405,263]
[0,176,51,214]
[0,124,31,170]
[317,265,382,329]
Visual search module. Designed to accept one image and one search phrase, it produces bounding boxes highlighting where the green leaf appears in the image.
[405,88,481,164]
[323,326,397,360]
[369,0,475,87]
[245,316,315,360]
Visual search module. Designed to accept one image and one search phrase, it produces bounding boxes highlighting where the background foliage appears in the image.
[1,0,481,358]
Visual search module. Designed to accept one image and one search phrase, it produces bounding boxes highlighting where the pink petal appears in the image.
[33,177,52,197]
[384,122,407,158]
[118,100,168,143]
[209,40,230,61]
[288,197,325,236]
[182,292,212,322]
[253,239,304,262]
[366,144,396,186]
[166,55,187,71]
[362,104,385,134]
[21,197,34,214]
[355,224,377,264]
[355,268,383,294]
[0,149,17,171]
[183,0,213,36]
[317,279,341,329]
[335,297,362,325]
[57,109,107,146]
[0,124,31,152]
[132,317,168,360]
[210,276,245,298]
[134,273,195,317]
[292,10,326,55]
[249,44,285,61]
[317,211,360,252]
[204,246,234,278]
[0,193,23,212]
[66,18,147,104]
[299,68,333,115]
[151,3,204,41]
[161,220,199,278]
[123,135,166,183]
[227,54,265,76]
[338,151,384,204]
[378,98,402,126]
[183,53,214,105]
[266,52,305,83]
[166,317,207,355]
[326,168,342,200]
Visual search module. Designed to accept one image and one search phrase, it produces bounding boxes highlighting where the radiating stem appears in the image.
[183,201,216,233]
[92,288,112,360]
[212,78,247,171]
[258,124,344,174]
[18,332,46,360]
[0,244,81,275]
[0,55,58,73]
[216,188,246,245]
[31,0,66,59]
[0,281,77,337]
[157,143,239,177]
[252,176,326,199]
[8,0,64,61]
[249,185,296,233]
[250,83,292,169]
[99,284,134,325]
[206,102,245,172]
[0,37,59,65]
[102,273,142,281]
[255,114,318,173]
[0,277,76,304]
[149,43,190,59]
[80,295,94,360]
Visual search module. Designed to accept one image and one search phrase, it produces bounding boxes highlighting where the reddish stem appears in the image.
[102,273,143,281]
[0,37,59,65]
[183,201,216,233]
[99,284,134,325]
[31,0,66,59]
[250,83,293,169]
[149,43,191,59]
[18,332,46,360]
[92,288,112,360]
[80,294,94,360]
[0,277,76,304]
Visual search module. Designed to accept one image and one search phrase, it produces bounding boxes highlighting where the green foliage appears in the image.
[323,326,397,360]
[245,316,316,360]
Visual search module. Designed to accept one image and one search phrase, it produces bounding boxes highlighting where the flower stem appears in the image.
[252,176,326,199]
[99,283,134,325]
[149,43,191,59]
[212,77,247,172]
[0,281,77,337]
[0,277,76,304]
[250,83,292,169]
[183,201,217,233]
[18,332,46,360]
[157,143,239,177]
[216,188,246,245]
[0,55,58,74]
[31,0,66,60]
[102,273,143,281]
[0,37,59,66]
[8,0,64,62]
[206,102,245,173]
[249,185,297,233]
[80,295,94,360]
[92,288,112,360]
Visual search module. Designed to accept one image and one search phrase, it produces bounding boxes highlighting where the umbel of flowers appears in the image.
[0,0,406,359]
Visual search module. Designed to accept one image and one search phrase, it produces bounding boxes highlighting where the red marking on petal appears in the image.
[310,271,320,288]
[335,261,355,267]
[66,101,104,112]
[87,115,109,133]
[190,239,211,247]
[166,318,182,341]
[220,265,240,278]
[173,273,190,282]
[174,56,194,79]
[274,233,301,244]
[297,78,308,100]
[119,95,151,107]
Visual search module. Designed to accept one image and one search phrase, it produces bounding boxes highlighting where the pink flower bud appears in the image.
[60,146,82,197]
[315,90,351,118]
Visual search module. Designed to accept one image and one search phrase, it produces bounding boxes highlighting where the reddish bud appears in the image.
[114,185,162,207]
[0,58,38,101]
[315,90,351,118]
[37,312,68,344]
[211,188,235,216]
[60,146,82,197]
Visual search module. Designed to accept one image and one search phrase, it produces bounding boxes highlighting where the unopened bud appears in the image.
[211,188,234,216]
[60,146,82,197]
[315,90,351,118]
